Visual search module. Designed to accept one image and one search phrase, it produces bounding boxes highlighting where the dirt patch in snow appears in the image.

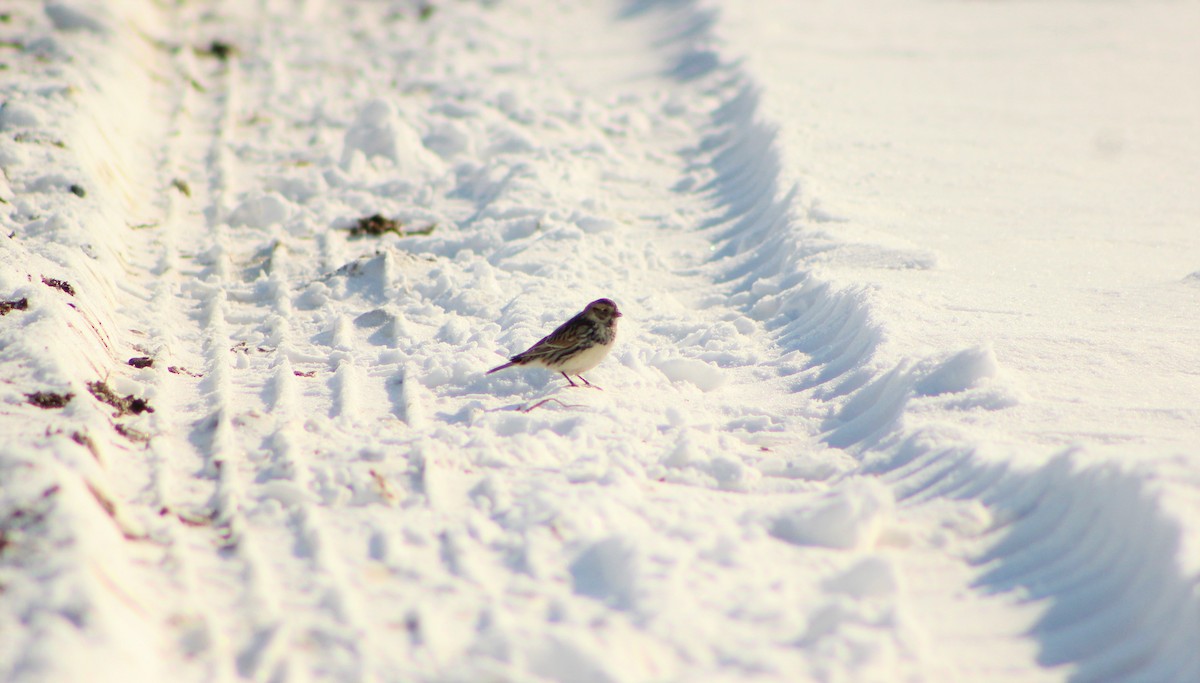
[0,298,28,315]
[348,213,435,239]
[114,423,150,443]
[197,40,237,61]
[25,391,73,409]
[86,381,154,417]
[41,277,75,296]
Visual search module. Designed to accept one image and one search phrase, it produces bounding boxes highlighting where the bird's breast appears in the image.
[556,339,614,374]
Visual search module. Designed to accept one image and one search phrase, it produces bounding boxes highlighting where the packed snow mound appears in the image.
[770,478,894,550]
[914,346,998,397]
[341,98,444,176]
[651,354,728,392]
[570,536,641,610]
[822,556,899,599]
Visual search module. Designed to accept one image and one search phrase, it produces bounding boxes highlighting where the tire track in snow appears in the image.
[147,2,398,679]
[137,2,403,677]
[7,2,552,681]
[659,1,1200,680]
[144,2,505,678]
[130,22,247,683]
[141,8,297,679]
[243,203,387,682]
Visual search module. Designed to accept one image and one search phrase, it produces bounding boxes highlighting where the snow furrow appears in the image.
[131,4,322,679]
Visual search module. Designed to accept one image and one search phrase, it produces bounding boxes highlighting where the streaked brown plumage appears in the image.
[487,298,621,388]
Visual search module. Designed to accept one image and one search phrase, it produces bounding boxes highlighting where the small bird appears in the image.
[487,298,622,388]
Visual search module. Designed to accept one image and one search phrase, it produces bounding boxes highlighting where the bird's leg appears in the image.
[561,372,579,387]
[577,375,602,390]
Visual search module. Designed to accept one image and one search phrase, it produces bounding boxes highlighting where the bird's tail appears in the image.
[486,362,514,375]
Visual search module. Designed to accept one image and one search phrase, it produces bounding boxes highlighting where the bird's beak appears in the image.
[614,311,623,318]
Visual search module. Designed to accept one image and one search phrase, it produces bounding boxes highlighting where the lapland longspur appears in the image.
[487,298,621,388]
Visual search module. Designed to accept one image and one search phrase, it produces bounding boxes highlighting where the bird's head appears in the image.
[586,298,621,323]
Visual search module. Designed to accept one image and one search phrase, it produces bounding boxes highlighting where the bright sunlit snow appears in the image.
[2,0,1198,681]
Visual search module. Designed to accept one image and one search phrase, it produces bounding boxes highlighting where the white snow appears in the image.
[770,479,895,551]
[2,0,1198,681]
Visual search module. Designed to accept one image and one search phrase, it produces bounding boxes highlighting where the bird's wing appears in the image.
[511,311,587,361]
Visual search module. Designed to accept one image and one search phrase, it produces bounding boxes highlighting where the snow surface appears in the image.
[1,0,1198,681]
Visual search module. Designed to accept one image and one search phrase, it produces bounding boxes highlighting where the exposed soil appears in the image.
[197,40,236,61]
[41,277,75,296]
[86,380,154,417]
[25,391,73,409]
[115,423,150,443]
[348,213,435,239]
[0,298,27,315]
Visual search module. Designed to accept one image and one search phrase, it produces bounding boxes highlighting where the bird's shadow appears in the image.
[511,397,581,413]
[503,382,604,413]
[483,374,605,414]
